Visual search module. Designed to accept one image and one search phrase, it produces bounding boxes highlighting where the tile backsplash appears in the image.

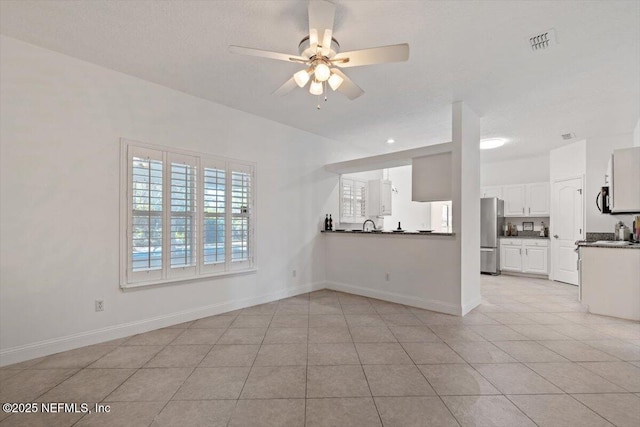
[585,232,615,242]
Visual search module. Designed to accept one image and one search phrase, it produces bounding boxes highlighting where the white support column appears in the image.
[451,101,481,314]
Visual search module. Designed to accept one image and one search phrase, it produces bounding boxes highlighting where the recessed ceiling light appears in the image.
[480,138,506,150]
[386,138,395,144]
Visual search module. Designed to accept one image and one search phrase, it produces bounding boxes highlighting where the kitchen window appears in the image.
[121,139,255,288]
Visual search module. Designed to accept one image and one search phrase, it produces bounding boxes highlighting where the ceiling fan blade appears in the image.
[309,1,335,52]
[321,29,333,57]
[272,77,298,96]
[331,69,364,100]
[229,46,307,63]
[332,44,410,68]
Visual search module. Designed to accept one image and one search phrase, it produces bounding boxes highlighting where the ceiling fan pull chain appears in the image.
[317,94,321,110]
[324,81,328,102]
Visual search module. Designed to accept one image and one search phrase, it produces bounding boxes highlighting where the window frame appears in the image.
[120,138,256,289]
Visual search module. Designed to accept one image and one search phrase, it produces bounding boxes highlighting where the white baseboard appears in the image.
[461,297,482,316]
[325,281,462,316]
[0,282,323,367]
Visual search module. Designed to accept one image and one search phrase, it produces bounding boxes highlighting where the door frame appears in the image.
[549,174,585,283]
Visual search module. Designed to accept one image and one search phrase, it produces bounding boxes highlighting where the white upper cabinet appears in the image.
[611,147,640,213]
[496,182,549,217]
[481,186,503,199]
[367,179,392,216]
[526,182,550,216]
[503,185,526,216]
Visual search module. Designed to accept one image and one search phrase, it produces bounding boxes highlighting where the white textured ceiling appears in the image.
[1,0,639,162]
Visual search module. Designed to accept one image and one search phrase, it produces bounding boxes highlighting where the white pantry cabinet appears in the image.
[484,182,549,217]
[500,239,548,275]
[367,179,392,216]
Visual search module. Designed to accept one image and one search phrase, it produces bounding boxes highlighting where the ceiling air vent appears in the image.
[561,132,575,141]
[529,28,557,51]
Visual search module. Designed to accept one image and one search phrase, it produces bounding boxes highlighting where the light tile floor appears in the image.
[1,275,640,426]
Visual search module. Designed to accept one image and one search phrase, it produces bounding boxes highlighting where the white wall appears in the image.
[452,102,481,314]
[550,140,587,182]
[634,119,640,147]
[383,165,430,231]
[325,234,461,314]
[585,133,635,232]
[0,36,362,365]
[481,154,550,186]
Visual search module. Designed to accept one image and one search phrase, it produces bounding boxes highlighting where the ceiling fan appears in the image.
[229,0,409,105]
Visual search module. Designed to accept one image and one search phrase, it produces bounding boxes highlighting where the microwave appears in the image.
[599,147,640,214]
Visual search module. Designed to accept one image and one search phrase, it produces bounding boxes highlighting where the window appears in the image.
[340,177,367,223]
[121,140,255,287]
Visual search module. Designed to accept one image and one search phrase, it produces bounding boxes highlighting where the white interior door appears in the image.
[551,177,584,285]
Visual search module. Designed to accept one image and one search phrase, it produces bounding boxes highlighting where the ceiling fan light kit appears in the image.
[328,72,343,91]
[294,68,312,88]
[309,79,323,95]
[229,0,410,107]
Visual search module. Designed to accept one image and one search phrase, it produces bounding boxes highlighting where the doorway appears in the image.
[551,176,584,285]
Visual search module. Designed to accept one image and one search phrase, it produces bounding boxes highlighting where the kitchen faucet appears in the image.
[362,219,376,232]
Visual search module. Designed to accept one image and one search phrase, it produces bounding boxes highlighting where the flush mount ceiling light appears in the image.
[480,138,506,150]
[229,0,410,108]
[386,138,395,144]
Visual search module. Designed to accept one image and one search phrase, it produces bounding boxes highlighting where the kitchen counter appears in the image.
[323,229,465,316]
[579,244,640,320]
[321,230,454,236]
[576,240,640,249]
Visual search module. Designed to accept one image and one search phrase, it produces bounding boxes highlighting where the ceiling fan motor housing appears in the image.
[298,35,340,59]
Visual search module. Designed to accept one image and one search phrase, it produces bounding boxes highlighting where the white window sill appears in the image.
[120,268,258,290]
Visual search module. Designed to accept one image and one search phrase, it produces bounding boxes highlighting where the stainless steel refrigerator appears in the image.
[481,197,504,275]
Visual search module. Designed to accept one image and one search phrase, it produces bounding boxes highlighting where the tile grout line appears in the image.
[338,292,385,427]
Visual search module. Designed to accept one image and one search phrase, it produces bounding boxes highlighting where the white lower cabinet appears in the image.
[501,244,523,271]
[500,239,548,275]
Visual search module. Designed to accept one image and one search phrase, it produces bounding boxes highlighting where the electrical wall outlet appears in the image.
[385,273,390,281]
[95,300,104,312]
[292,269,297,278]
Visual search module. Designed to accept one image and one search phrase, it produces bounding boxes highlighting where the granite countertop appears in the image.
[500,236,549,240]
[576,240,640,250]
[321,230,455,236]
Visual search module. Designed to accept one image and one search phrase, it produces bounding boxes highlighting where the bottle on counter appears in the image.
[324,214,329,231]
[615,221,624,241]
[328,214,333,231]
[539,221,545,237]
[506,222,512,236]
[619,222,630,241]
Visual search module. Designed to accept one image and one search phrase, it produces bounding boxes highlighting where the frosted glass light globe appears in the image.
[314,63,331,82]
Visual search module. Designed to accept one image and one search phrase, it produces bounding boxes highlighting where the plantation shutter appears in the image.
[201,158,227,273]
[229,162,253,270]
[341,178,354,223]
[128,146,164,283]
[167,153,198,279]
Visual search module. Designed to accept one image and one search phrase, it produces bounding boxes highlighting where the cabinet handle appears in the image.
[526,248,528,255]
[528,207,531,214]
[519,248,522,255]
[522,207,524,214]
